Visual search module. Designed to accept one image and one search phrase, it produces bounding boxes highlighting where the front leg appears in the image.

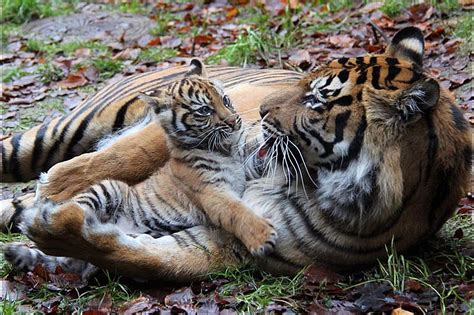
[16,199,249,280]
[40,122,169,202]
[195,187,278,256]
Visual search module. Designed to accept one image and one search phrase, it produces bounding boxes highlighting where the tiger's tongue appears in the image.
[258,146,267,158]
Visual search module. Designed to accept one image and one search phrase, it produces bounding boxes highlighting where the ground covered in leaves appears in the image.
[0,0,473,313]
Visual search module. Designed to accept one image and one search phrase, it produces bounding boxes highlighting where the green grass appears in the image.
[0,233,28,277]
[25,39,109,57]
[208,6,302,67]
[1,66,28,82]
[91,58,124,80]
[138,47,178,63]
[454,14,473,46]
[149,11,177,36]
[0,0,75,24]
[341,212,473,313]
[2,98,65,133]
[211,267,304,313]
[380,0,410,16]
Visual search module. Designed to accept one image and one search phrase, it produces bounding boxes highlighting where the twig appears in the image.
[367,19,390,44]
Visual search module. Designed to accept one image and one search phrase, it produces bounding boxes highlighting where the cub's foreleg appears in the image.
[39,122,169,202]
[193,187,277,257]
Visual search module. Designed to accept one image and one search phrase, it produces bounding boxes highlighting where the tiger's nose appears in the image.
[224,116,237,128]
[259,107,269,119]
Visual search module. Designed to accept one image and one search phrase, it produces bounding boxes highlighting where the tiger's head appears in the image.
[260,27,470,234]
[139,59,241,152]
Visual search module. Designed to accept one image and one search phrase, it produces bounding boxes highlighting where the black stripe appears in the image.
[337,69,349,83]
[77,199,96,210]
[9,133,23,181]
[112,98,136,132]
[182,229,208,251]
[30,123,48,173]
[172,233,188,247]
[64,108,102,161]
[371,66,382,89]
[289,195,392,255]
[316,113,366,170]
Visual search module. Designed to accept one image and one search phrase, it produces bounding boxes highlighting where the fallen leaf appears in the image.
[0,53,15,62]
[164,287,194,307]
[0,280,27,301]
[75,48,92,58]
[226,7,239,19]
[8,96,35,105]
[405,279,423,292]
[194,34,214,46]
[392,307,414,315]
[160,36,182,48]
[64,96,84,111]
[360,2,383,13]
[304,264,342,285]
[147,37,161,47]
[12,75,38,89]
[84,66,99,82]
[57,73,88,89]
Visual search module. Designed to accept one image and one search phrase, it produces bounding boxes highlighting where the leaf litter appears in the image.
[0,0,473,313]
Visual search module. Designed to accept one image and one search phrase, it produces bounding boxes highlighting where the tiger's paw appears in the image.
[37,157,92,202]
[3,242,43,271]
[241,217,278,257]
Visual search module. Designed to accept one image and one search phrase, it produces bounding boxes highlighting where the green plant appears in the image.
[138,47,178,63]
[211,267,303,313]
[1,66,28,82]
[380,0,409,16]
[35,62,64,83]
[91,58,123,80]
[118,0,149,15]
[150,12,175,36]
[0,0,75,24]
[454,14,473,45]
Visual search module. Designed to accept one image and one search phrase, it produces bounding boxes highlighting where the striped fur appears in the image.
[2,28,471,279]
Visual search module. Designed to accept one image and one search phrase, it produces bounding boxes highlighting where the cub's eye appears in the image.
[223,95,232,108]
[196,106,213,116]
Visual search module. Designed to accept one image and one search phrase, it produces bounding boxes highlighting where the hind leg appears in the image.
[3,242,98,279]
[16,198,249,280]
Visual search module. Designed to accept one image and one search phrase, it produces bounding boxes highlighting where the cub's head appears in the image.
[140,59,241,151]
[261,27,470,233]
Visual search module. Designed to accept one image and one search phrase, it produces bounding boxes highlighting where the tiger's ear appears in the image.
[185,58,208,78]
[137,90,172,115]
[386,27,424,67]
[366,78,440,125]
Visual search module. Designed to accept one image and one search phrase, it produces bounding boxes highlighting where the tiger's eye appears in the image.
[196,106,212,116]
[223,95,232,108]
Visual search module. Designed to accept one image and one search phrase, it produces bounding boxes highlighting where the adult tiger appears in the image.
[1,27,471,279]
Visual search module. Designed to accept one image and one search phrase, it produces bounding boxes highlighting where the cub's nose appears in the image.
[259,106,269,119]
[224,116,236,128]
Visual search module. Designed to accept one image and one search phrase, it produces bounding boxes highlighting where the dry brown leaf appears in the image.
[392,307,414,315]
[57,73,88,89]
[226,7,239,19]
[194,34,214,46]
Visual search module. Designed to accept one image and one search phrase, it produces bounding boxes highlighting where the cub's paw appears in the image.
[18,198,62,243]
[241,217,278,257]
[3,242,43,271]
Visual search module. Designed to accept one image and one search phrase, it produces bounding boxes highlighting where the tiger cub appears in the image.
[4,59,276,277]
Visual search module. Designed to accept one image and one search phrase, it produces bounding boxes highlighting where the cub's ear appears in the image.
[386,27,424,67]
[366,78,440,125]
[137,90,172,115]
[185,58,208,78]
